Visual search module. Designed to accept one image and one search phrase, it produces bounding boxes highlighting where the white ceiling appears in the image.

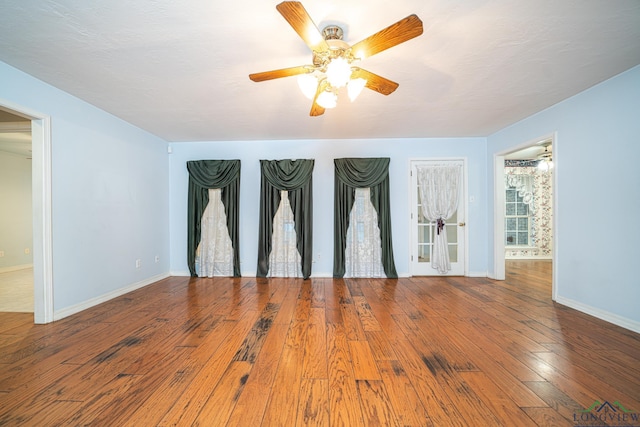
[1,0,639,142]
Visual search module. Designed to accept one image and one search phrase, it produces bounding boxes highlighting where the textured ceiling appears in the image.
[1,0,639,142]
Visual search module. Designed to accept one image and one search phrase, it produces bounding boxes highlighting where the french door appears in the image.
[410,160,466,276]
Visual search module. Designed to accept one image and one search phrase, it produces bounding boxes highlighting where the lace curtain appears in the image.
[344,188,384,278]
[506,173,534,206]
[196,189,234,277]
[416,164,461,274]
[268,191,303,277]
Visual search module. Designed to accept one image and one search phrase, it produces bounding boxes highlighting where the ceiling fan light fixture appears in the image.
[537,143,553,171]
[297,73,318,100]
[316,90,337,109]
[249,2,424,116]
[347,77,367,101]
[325,57,352,88]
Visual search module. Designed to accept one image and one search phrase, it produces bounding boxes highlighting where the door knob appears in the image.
[459,222,466,227]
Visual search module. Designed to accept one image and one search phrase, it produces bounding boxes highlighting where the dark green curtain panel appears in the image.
[333,158,398,278]
[187,160,241,277]
[257,159,314,279]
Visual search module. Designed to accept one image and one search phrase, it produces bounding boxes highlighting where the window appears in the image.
[505,187,531,246]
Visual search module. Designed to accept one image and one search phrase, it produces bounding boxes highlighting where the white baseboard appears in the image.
[170,270,191,277]
[467,271,488,278]
[0,264,33,274]
[555,296,640,334]
[53,273,170,321]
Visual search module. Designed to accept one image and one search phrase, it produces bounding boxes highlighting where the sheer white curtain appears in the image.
[506,172,534,206]
[196,189,234,277]
[268,190,303,277]
[345,188,384,278]
[417,164,461,274]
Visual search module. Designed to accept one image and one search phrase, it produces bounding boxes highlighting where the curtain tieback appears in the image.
[436,218,445,235]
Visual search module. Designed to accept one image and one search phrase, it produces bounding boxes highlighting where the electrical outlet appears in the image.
[25,248,30,254]
[155,255,160,263]
[135,259,142,269]
[0,251,4,257]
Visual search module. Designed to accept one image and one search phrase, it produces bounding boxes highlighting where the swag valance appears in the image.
[333,158,397,278]
[187,160,241,277]
[257,159,314,279]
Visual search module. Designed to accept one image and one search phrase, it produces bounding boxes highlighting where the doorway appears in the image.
[0,100,53,323]
[410,159,467,276]
[0,109,33,312]
[494,135,556,299]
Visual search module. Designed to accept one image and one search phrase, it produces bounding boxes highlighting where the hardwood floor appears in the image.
[1,260,639,426]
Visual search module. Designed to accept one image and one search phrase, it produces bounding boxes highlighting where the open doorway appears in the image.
[0,101,53,323]
[0,109,33,312]
[494,135,557,300]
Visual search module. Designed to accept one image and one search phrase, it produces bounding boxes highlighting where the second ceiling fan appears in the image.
[249,1,423,116]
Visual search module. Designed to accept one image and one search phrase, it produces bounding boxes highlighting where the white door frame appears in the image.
[408,158,468,277]
[0,99,54,323]
[493,133,558,301]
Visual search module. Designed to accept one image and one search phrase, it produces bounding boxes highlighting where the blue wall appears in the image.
[3,56,639,332]
[488,65,640,328]
[0,61,170,314]
[169,138,488,277]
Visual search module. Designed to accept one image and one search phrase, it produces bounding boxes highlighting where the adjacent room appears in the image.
[0,1,638,425]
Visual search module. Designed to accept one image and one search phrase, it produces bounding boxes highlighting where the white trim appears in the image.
[555,296,640,334]
[170,270,192,277]
[467,271,488,278]
[493,155,506,280]
[53,273,170,321]
[0,99,54,324]
[0,264,33,274]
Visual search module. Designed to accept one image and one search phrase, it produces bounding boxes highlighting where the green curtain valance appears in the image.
[187,159,241,277]
[333,157,397,279]
[334,157,390,188]
[257,159,314,279]
[260,159,314,191]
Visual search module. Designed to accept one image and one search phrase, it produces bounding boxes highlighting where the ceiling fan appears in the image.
[249,1,423,116]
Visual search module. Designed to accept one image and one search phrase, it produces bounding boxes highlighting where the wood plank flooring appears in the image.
[1,260,639,426]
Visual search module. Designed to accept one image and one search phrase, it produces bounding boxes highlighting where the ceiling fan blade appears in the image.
[350,14,423,59]
[310,80,327,116]
[351,68,399,95]
[249,66,310,82]
[276,1,330,53]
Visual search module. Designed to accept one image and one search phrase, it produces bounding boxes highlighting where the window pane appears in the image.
[446,225,457,243]
[419,224,430,244]
[284,221,295,242]
[449,210,457,223]
[506,232,516,245]
[506,218,516,230]
[418,245,430,262]
[448,244,457,262]
[506,189,516,202]
[506,203,516,215]
[517,203,529,215]
[418,208,427,224]
[518,232,529,245]
[517,218,528,230]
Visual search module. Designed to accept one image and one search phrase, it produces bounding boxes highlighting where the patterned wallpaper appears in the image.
[505,166,553,259]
